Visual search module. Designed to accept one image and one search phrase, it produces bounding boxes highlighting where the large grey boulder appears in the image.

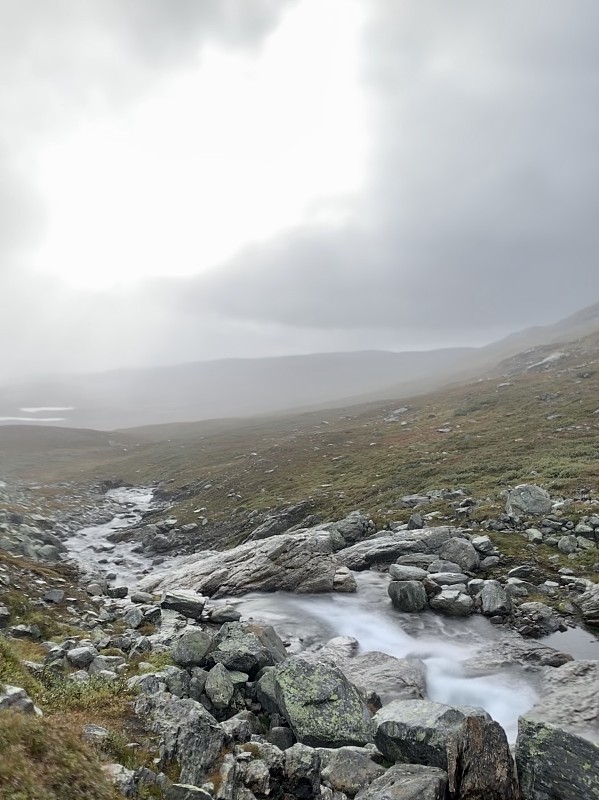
[506,485,552,516]
[209,621,287,677]
[374,699,518,800]
[462,634,572,672]
[135,693,225,785]
[517,718,599,800]
[355,764,448,800]
[273,657,373,748]
[388,581,428,612]
[337,527,457,570]
[337,534,426,570]
[516,660,599,799]
[140,529,352,596]
[66,645,98,669]
[302,648,426,706]
[438,538,480,572]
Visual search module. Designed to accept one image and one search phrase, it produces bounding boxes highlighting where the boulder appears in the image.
[337,534,426,570]
[480,581,512,617]
[427,572,470,587]
[284,743,321,799]
[250,501,314,540]
[517,718,599,800]
[557,535,579,554]
[388,581,428,612]
[388,565,428,581]
[161,590,207,620]
[172,630,214,668]
[573,581,599,626]
[140,529,350,596]
[66,645,98,669]
[355,764,448,800]
[0,684,40,715]
[516,660,599,799]
[329,511,377,545]
[135,692,225,786]
[301,649,426,706]
[204,663,235,710]
[438,538,480,572]
[209,621,287,677]
[319,747,385,796]
[429,590,473,616]
[374,699,518,800]
[273,657,373,748]
[506,485,552,516]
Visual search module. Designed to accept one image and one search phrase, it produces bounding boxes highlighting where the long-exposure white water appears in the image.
[232,571,539,742]
[63,491,599,745]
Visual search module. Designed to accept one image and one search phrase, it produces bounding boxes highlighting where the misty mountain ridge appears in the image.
[1,299,599,431]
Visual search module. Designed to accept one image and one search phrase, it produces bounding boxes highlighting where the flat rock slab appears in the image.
[140,529,352,597]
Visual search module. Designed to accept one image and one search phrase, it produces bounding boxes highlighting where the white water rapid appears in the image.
[232,571,539,742]
[63,488,599,745]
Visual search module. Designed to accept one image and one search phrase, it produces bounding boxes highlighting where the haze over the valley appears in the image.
[2,0,599,403]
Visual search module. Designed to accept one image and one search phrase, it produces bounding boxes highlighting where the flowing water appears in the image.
[64,488,599,743]
[231,571,539,742]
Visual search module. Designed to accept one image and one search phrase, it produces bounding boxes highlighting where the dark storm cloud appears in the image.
[156,0,599,339]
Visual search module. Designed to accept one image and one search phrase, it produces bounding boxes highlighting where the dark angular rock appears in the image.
[374,699,518,800]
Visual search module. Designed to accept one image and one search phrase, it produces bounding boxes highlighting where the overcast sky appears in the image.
[2,0,599,380]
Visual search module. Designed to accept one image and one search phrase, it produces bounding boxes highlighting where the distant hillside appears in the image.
[1,300,598,430]
[0,348,475,430]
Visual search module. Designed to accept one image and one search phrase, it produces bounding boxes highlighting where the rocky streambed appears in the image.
[3,483,599,799]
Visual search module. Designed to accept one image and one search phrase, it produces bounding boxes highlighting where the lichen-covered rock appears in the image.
[374,699,518,800]
[273,657,373,748]
[284,743,321,799]
[516,717,599,800]
[172,630,214,668]
[355,764,448,800]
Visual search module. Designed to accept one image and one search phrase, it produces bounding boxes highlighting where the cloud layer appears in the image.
[2,0,599,379]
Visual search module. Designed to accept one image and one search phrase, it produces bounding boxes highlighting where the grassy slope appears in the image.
[2,332,598,532]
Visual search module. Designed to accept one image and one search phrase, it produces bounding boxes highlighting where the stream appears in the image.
[64,486,599,744]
